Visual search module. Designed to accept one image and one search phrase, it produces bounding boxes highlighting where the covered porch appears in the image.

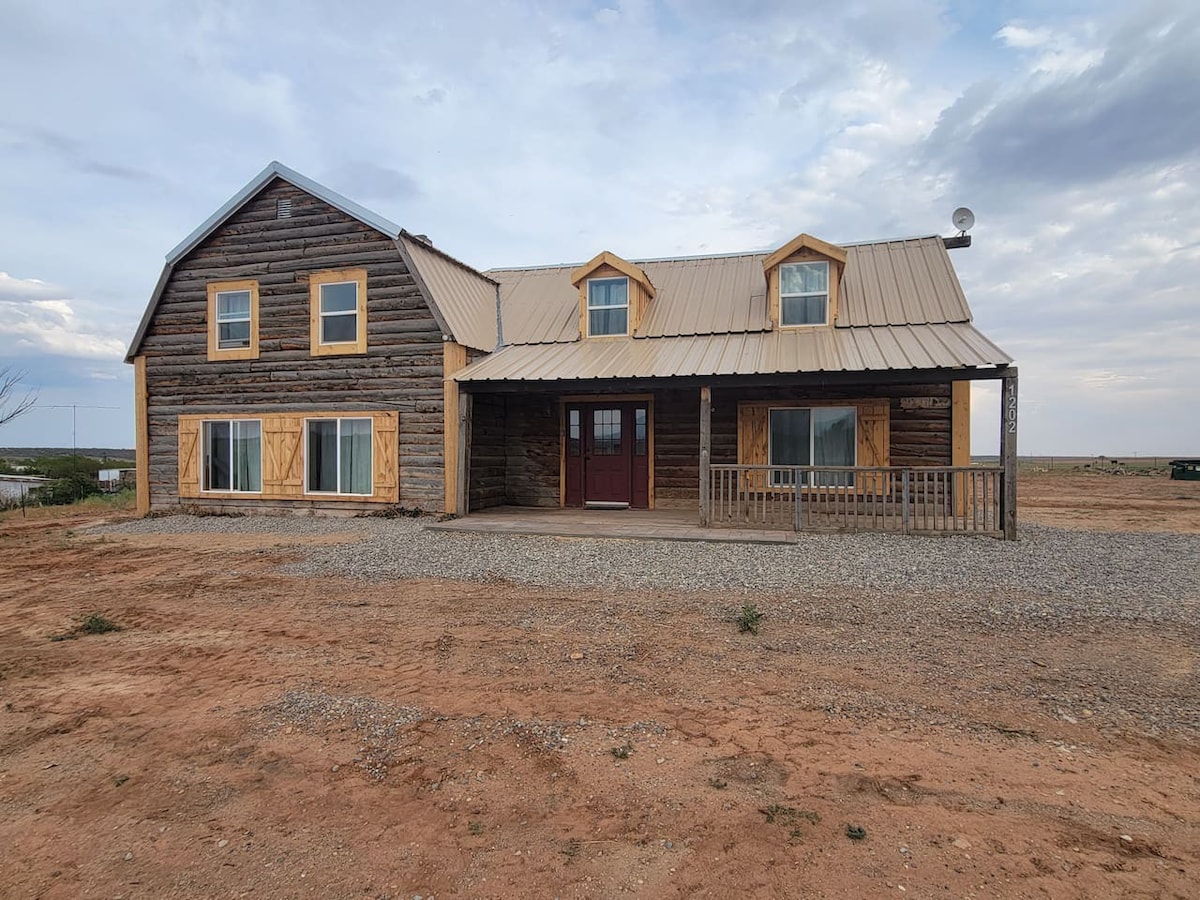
[445,367,1019,539]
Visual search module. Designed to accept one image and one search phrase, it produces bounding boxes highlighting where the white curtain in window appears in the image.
[232,420,262,491]
[340,419,373,494]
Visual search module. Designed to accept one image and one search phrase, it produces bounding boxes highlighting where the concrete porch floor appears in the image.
[425,505,796,544]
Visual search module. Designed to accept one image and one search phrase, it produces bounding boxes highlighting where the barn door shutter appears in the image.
[737,404,768,465]
[262,415,305,496]
[279,416,306,496]
[177,416,201,498]
[856,400,890,493]
[371,411,399,502]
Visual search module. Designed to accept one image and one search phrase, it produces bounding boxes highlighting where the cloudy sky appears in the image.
[1,0,1197,454]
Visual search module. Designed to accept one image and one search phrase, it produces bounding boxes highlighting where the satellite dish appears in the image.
[952,207,975,233]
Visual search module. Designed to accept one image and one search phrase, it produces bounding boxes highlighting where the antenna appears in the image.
[952,207,975,235]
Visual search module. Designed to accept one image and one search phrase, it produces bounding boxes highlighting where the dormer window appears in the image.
[779,261,829,326]
[762,233,846,330]
[587,277,629,336]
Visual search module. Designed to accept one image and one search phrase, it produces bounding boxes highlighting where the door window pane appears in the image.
[634,407,647,456]
[593,408,621,455]
[568,409,581,457]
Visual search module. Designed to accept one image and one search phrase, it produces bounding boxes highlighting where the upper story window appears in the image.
[216,291,252,348]
[587,277,629,336]
[310,268,368,356]
[206,279,259,361]
[779,261,829,326]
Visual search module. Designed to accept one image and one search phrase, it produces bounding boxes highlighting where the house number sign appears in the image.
[1004,378,1018,434]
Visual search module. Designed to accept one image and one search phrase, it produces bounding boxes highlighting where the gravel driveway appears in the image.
[99,515,1200,629]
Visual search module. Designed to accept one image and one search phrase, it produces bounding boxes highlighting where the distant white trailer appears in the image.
[0,474,51,504]
[99,467,137,491]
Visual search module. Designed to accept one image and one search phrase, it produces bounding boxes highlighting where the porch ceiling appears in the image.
[454,322,1012,384]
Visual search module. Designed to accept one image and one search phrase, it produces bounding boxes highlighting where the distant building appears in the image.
[99,468,137,491]
[0,474,51,504]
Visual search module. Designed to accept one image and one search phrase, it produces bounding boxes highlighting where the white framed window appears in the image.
[310,268,367,356]
[215,290,253,349]
[587,277,629,336]
[202,419,262,492]
[779,261,829,326]
[305,417,373,495]
[318,281,360,344]
[768,406,856,486]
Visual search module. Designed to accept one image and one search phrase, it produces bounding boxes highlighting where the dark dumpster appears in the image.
[1169,459,1200,481]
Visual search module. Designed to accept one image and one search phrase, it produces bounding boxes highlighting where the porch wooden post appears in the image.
[456,389,473,517]
[999,368,1018,540]
[699,386,712,526]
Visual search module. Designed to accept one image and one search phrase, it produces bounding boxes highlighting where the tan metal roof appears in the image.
[486,236,972,345]
[455,323,1012,383]
[399,232,498,352]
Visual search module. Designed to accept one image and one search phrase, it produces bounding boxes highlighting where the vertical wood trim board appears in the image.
[134,356,150,515]
[442,342,468,513]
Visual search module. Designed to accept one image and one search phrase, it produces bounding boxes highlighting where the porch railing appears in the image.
[707,465,1004,535]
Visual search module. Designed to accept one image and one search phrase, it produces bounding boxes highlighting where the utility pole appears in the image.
[39,404,122,500]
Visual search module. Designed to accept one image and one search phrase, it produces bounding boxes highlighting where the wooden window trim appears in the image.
[177,410,398,503]
[766,249,842,329]
[310,268,368,356]
[206,279,259,361]
[777,260,830,328]
[585,276,630,338]
[766,405,857,489]
[200,418,264,494]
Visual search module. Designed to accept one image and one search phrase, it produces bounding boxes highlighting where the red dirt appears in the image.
[1020,471,1200,533]
[1,480,1198,898]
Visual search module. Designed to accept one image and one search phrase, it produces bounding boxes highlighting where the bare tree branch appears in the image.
[0,367,38,427]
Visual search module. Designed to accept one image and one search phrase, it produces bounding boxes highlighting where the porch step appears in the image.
[426,514,796,545]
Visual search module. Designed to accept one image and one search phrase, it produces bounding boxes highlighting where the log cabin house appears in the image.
[126,162,1019,538]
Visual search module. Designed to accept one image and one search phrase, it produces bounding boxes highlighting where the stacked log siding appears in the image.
[462,382,954,511]
[140,179,446,513]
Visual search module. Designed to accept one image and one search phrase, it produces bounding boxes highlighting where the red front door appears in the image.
[563,401,651,508]
[585,406,631,504]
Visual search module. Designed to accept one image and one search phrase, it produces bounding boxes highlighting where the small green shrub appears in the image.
[79,614,122,635]
[736,603,763,635]
[467,821,484,836]
[51,613,123,641]
[610,740,633,760]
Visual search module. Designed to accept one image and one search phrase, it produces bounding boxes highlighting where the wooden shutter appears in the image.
[856,400,890,493]
[737,404,769,465]
[177,417,201,498]
[371,411,399,502]
[263,415,305,497]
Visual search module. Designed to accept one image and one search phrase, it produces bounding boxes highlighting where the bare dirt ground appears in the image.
[1,475,1198,899]
[1019,471,1200,533]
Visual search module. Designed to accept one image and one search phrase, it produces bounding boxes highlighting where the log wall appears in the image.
[140,179,446,514]
[464,382,954,510]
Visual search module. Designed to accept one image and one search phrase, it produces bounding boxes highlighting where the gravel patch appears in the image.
[98,515,1200,629]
